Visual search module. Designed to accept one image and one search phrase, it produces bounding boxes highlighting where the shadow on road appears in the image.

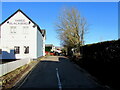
[40,60,59,63]
[16,56,108,89]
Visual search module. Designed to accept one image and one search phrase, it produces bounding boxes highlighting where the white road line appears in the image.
[56,68,62,90]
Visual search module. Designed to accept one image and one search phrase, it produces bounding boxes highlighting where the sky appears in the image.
[1,2,118,46]
[1,0,120,2]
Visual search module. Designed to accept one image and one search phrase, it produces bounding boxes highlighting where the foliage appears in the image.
[45,47,52,52]
[74,39,120,90]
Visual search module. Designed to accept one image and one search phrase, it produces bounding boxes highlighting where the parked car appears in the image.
[50,51,55,56]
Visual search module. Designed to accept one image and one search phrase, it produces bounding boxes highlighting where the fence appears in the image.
[0,58,31,77]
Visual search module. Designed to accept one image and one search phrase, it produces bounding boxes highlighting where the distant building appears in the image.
[45,44,63,56]
[45,44,55,52]
[0,9,46,59]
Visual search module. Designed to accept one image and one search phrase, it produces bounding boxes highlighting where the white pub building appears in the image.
[0,9,46,59]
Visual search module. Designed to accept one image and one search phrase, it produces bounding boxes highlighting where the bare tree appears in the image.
[80,17,89,45]
[56,7,88,55]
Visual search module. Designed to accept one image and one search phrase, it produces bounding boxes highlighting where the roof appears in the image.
[41,29,46,37]
[45,44,54,47]
[0,9,44,36]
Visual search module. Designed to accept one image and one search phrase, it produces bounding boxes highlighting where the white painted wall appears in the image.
[37,30,43,57]
[43,36,45,56]
[0,39,1,59]
[1,11,45,59]
[0,58,31,77]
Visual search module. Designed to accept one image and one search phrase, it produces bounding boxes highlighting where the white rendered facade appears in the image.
[0,9,45,59]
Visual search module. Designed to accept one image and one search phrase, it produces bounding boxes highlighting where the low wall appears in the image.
[0,58,31,77]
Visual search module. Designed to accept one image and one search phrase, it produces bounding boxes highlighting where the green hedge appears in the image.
[76,39,120,90]
[81,39,120,63]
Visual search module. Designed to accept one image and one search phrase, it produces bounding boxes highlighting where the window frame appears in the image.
[23,26,29,34]
[14,46,20,54]
[24,46,29,54]
[10,26,16,34]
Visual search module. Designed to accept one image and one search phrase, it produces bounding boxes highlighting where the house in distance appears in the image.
[45,44,63,56]
[0,9,46,59]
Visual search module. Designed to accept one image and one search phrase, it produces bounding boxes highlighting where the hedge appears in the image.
[75,39,120,90]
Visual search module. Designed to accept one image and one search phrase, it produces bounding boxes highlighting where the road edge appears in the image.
[11,59,41,89]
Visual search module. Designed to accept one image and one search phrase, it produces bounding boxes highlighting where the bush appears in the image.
[75,39,120,90]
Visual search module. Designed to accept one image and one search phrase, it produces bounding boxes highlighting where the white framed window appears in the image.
[23,26,29,34]
[24,46,29,54]
[14,46,20,54]
[10,26,16,34]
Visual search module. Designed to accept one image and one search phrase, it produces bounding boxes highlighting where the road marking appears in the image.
[56,68,62,90]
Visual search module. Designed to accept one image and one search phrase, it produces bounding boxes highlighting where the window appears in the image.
[23,26,29,34]
[10,26,16,33]
[14,46,20,54]
[24,46,29,54]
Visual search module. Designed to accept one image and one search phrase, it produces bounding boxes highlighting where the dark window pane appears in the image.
[14,46,20,54]
[24,46,29,54]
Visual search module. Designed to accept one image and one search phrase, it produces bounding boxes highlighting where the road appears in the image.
[15,56,106,89]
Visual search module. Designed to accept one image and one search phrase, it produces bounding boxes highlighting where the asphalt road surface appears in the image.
[15,56,106,89]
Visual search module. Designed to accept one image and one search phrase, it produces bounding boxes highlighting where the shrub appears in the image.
[75,39,120,90]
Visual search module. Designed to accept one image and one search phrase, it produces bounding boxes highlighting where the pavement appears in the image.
[14,56,108,89]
